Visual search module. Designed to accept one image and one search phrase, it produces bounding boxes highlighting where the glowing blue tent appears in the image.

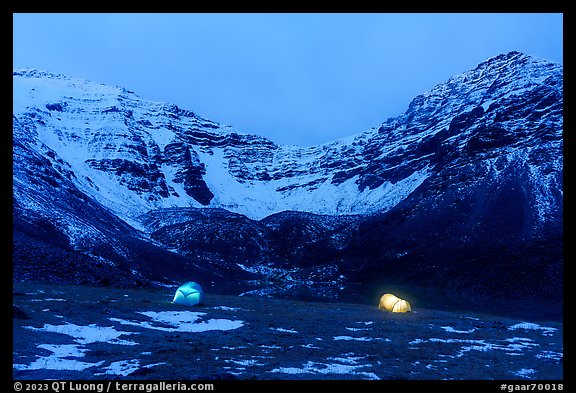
[173,282,204,306]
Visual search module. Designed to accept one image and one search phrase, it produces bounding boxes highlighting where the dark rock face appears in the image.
[85,158,171,198]
[12,52,563,317]
[163,142,213,204]
[137,208,360,295]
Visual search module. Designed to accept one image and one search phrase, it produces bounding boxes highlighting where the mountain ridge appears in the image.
[13,51,561,222]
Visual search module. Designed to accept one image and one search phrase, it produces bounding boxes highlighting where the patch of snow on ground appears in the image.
[29,298,66,302]
[410,337,539,359]
[104,359,141,376]
[440,326,477,334]
[512,368,536,378]
[270,361,379,380]
[333,336,389,342]
[13,344,103,372]
[328,356,366,365]
[212,306,242,312]
[260,345,282,350]
[110,311,244,333]
[535,351,562,361]
[225,359,265,367]
[270,327,298,334]
[26,323,138,345]
[14,323,140,372]
[508,322,558,336]
[101,360,166,376]
[210,346,247,351]
[37,344,86,358]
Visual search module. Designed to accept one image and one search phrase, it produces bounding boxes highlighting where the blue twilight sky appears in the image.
[13,13,563,146]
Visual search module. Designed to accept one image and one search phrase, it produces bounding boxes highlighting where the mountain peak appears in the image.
[486,50,526,62]
[473,51,560,75]
[392,51,561,141]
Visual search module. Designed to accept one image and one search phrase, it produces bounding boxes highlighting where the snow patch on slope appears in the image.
[201,146,431,220]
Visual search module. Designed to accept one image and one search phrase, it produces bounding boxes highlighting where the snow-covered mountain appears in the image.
[12,52,563,316]
[12,69,426,223]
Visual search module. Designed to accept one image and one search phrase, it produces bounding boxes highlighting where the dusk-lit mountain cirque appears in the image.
[13,52,563,380]
[13,51,562,313]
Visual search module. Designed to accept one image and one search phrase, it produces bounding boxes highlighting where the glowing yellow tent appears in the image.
[378,293,411,313]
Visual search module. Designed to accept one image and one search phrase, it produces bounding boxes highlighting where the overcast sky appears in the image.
[13,13,563,146]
